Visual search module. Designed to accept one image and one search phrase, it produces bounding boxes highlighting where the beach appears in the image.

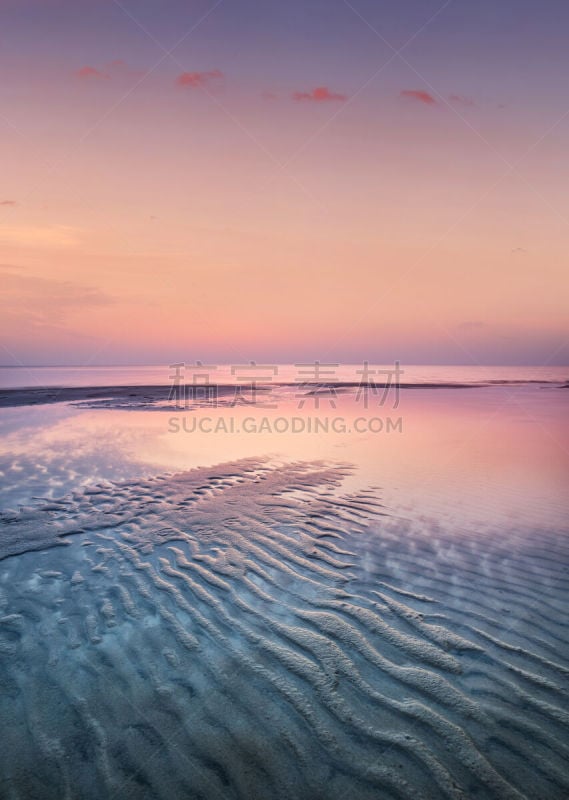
[0,373,567,798]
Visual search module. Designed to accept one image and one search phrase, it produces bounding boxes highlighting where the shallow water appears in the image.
[1,363,567,389]
[0,384,567,799]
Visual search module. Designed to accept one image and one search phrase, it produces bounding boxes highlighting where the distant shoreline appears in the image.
[0,381,565,409]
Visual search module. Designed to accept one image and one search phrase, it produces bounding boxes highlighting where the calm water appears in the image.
[0,363,567,388]
[0,376,567,799]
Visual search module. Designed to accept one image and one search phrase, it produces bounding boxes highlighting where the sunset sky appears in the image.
[1,0,568,366]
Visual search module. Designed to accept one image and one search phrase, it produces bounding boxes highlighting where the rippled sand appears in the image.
[0,458,567,799]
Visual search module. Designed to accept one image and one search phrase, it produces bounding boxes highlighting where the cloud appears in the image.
[76,65,109,81]
[449,93,474,107]
[293,86,347,102]
[0,269,113,328]
[0,200,16,206]
[0,225,82,249]
[400,89,437,106]
[176,69,223,89]
[75,61,143,82]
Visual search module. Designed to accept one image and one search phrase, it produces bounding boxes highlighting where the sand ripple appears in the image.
[0,458,567,799]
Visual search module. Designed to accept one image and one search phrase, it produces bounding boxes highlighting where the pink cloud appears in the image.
[293,86,347,103]
[176,69,223,89]
[400,89,437,106]
[0,200,16,206]
[76,65,109,81]
[75,62,140,82]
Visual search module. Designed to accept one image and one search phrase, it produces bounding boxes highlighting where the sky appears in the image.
[1,0,568,366]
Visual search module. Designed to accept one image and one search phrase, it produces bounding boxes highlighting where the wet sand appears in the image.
[0,458,568,799]
[0,381,548,409]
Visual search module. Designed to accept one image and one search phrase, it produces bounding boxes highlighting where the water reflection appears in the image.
[0,387,568,799]
[1,387,566,532]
